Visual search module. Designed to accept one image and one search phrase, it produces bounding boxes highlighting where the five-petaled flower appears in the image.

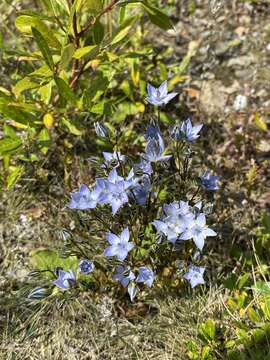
[200,171,220,191]
[136,266,156,288]
[146,80,177,106]
[112,265,135,287]
[180,213,217,251]
[53,270,76,289]
[68,184,105,210]
[78,259,95,274]
[183,265,205,288]
[102,151,125,168]
[180,118,203,142]
[104,227,134,261]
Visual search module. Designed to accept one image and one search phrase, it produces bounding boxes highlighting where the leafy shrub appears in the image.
[0,0,178,189]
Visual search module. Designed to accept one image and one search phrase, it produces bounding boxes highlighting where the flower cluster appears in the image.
[153,201,216,251]
[49,79,220,301]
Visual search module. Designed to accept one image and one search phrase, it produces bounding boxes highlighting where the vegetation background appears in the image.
[0,0,270,359]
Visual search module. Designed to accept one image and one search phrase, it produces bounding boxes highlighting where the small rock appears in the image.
[233,95,248,111]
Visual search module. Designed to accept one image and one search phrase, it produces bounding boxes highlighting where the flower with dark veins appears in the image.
[53,270,76,289]
[146,80,177,106]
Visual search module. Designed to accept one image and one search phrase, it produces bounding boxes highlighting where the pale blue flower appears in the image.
[180,118,203,142]
[136,267,155,288]
[68,184,105,210]
[144,137,172,163]
[183,265,205,288]
[132,177,151,205]
[133,159,153,176]
[112,265,135,287]
[146,80,177,106]
[104,227,134,261]
[200,171,220,191]
[103,151,125,167]
[53,270,76,289]
[153,201,194,244]
[78,259,95,274]
[180,213,217,251]
[94,122,109,138]
[145,125,161,141]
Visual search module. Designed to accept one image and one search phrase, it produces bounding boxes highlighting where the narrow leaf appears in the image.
[32,27,54,70]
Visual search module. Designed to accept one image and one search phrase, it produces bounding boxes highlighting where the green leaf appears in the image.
[252,281,270,296]
[52,0,70,13]
[110,15,139,45]
[30,249,78,273]
[93,21,104,44]
[201,346,211,360]
[38,128,51,154]
[0,137,22,155]
[13,77,40,97]
[39,81,53,104]
[30,64,53,78]
[237,273,250,289]
[54,77,76,105]
[82,0,102,13]
[60,43,75,70]
[7,166,24,189]
[73,45,98,59]
[0,104,36,125]
[32,27,54,70]
[111,26,132,45]
[61,118,82,135]
[200,319,216,342]
[141,1,173,30]
[15,15,61,49]
[90,102,104,115]
[3,124,17,138]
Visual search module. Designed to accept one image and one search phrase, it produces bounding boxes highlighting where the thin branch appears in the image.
[78,0,121,37]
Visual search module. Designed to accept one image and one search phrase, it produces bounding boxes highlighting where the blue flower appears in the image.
[94,122,109,138]
[112,265,135,287]
[136,267,155,288]
[200,171,220,191]
[180,213,217,251]
[133,159,153,177]
[132,177,151,205]
[53,270,76,289]
[78,259,95,274]
[145,125,161,141]
[183,265,205,288]
[180,118,203,142]
[146,80,177,106]
[104,227,134,261]
[68,184,104,210]
[102,151,125,168]
[144,137,172,163]
[153,201,194,244]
